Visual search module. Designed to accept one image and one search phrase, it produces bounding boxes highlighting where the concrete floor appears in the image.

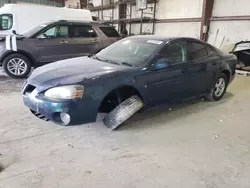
[0,74,250,188]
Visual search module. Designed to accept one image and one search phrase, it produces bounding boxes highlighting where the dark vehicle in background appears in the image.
[22,36,237,130]
[0,20,121,78]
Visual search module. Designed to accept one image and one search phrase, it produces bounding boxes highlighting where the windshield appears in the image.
[95,38,163,67]
[21,21,53,37]
[0,14,13,30]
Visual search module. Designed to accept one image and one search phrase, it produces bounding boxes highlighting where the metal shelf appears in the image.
[88,0,157,11]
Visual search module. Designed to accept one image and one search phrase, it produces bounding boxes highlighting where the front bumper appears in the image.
[22,87,99,125]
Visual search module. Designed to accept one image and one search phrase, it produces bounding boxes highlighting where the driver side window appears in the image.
[159,41,187,64]
[37,25,68,39]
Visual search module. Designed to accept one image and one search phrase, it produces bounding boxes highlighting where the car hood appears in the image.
[28,56,129,89]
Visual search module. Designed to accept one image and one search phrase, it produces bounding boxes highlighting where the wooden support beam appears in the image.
[200,0,214,41]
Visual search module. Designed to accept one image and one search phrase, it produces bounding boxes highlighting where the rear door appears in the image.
[67,24,101,57]
[186,40,221,95]
[30,24,71,64]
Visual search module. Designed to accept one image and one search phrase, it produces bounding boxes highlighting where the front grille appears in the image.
[23,84,36,95]
[31,110,49,121]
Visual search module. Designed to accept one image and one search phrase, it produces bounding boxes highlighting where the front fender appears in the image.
[0,50,36,66]
[89,74,146,105]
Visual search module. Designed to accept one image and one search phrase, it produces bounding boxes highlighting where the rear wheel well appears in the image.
[98,86,143,113]
[221,70,230,82]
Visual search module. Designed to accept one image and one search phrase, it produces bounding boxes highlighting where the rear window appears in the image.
[0,14,13,30]
[71,25,97,38]
[99,27,120,37]
[187,42,209,60]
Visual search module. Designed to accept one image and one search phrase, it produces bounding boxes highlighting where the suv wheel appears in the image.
[3,54,32,78]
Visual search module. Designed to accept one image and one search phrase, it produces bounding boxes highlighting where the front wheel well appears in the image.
[98,86,143,113]
[2,51,35,66]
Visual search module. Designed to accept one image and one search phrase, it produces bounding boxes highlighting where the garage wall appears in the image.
[208,0,250,51]
[58,0,202,37]
[212,0,250,16]
[155,22,200,38]
[128,22,200,38]
[0,0,10,8]
[155,0,202,19]
[128,0,202,36]
[89,0,202,37]
[91,7,119,21]
[65,0,80,7]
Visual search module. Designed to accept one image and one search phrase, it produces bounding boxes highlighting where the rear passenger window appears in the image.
[71,25,97,38]
[99,27,120,37]
[187,42,209,60]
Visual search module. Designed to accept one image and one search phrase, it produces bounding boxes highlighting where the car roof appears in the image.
[52,19,112,27]
[126,35,205,44]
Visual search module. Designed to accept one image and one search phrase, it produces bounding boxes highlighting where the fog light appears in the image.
[60,112,71,125]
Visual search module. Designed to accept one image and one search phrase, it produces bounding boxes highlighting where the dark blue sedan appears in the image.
[22,36,237,130]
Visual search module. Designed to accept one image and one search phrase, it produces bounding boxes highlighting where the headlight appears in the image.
[44,85,84,100]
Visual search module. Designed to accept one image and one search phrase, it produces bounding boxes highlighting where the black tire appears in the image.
[2,53,32,78]
[206,73,228,101]
[103,95,144,130]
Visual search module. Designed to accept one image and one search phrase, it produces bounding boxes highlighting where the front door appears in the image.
[67,24,101,57]
[142,40,191,105]
[31,25,71,64]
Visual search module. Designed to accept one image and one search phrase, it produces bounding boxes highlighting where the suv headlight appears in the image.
[44,85,84,100]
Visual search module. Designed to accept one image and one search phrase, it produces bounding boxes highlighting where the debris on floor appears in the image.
[213,134,220,139]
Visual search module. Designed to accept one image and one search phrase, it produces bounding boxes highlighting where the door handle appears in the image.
[60,40,68,44]
[93,39,99,43]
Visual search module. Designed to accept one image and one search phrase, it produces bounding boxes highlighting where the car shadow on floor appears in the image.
[117,92,234,131]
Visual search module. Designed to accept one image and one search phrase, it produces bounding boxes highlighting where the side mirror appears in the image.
[37,33,47,39]
[154,58,171,70]
[12,30,17,35]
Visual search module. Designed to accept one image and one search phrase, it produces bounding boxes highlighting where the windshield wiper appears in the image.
[91,55,119,65]
[105,60,119,65]
[91,55,102,61]
[121,62,133,67]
